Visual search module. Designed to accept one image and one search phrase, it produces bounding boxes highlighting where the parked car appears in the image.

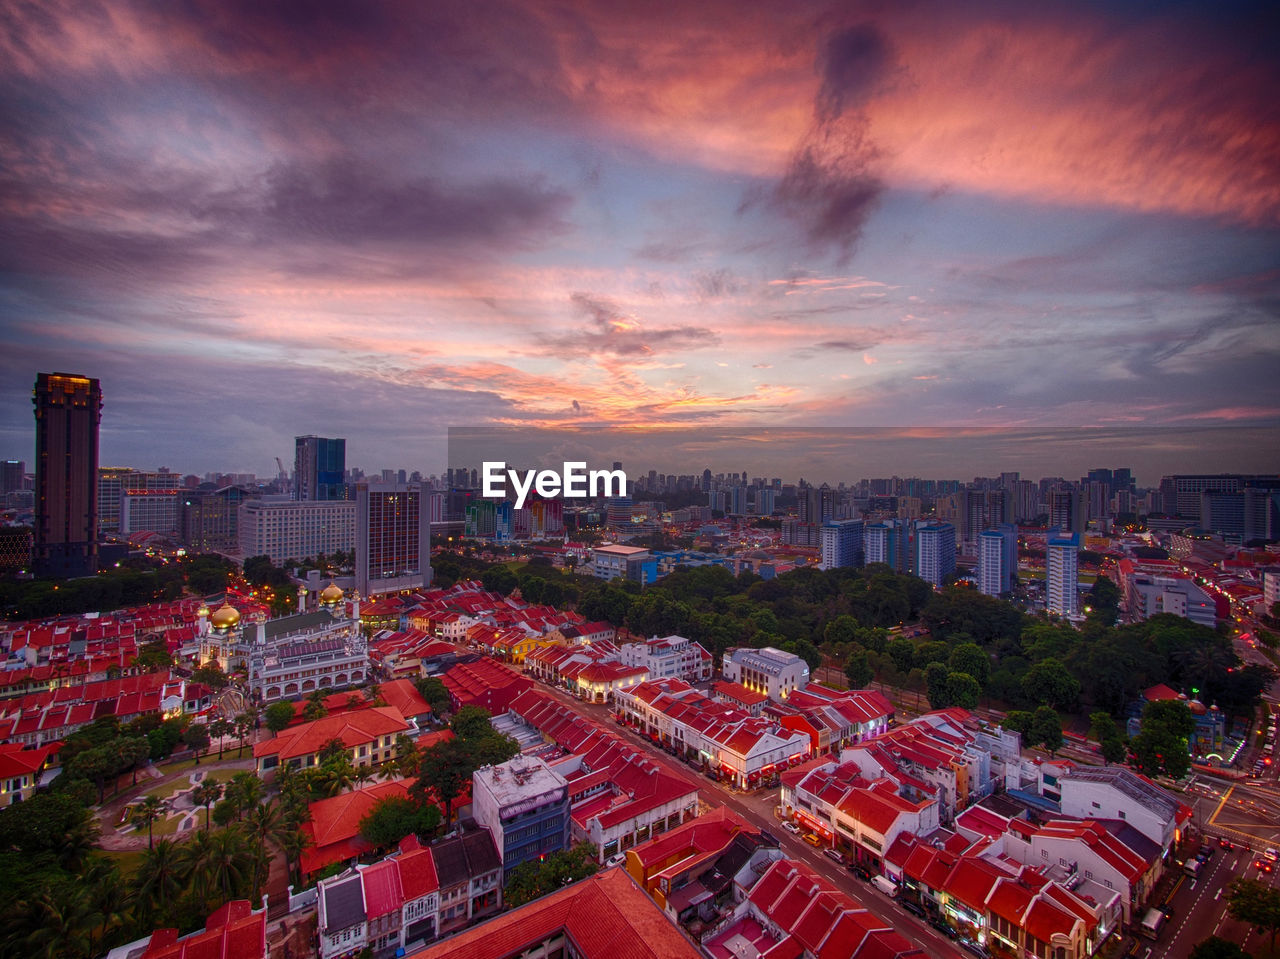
[823,848,845,865]
[782,821,802,835]
[802,833,823,847]
[849,864,873,882]
[900,899,926,918]
[605,853,627,868]
[930,915,958,938]
[958,938,992,958]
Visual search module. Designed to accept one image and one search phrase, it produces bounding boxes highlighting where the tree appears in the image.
[824,615,860,649]
[415,676,452,718]
[844,648,873,690]
[414,737,474,828]
[133,638,173,672]
[224,771,263,821]
[192,778,223,832]
[208,717,233,760]
[392,734,421,778]
[948,643,990,687]
[1226,878,1280,950]
[1101,737,1129,765]
[359,796,443,847]
[131,794,164,850]
[234,709,257,757]
[191,662,229,691]
[1030,706,1063,755]
[1003,711,1035,736]
[887,637,916,674]
[182,723,211,764]
[302,693,328,723]
[264,701,295,734]
[925,662,950,709]
[451,705,496,740]
[132,838,184,926]
[945,672,982,710]
[1089,711,1119,744]
[1021,658,1081,710]
[1188,935,1251,959]
[504,842,600,907]
[242,801,289,903]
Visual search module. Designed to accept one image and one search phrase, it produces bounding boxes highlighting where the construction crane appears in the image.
[275,456,288,479]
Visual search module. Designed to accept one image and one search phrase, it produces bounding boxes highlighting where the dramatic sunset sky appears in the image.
[1,1,1277,482]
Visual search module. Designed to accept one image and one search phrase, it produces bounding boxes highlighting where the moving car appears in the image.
[781,821,802,835]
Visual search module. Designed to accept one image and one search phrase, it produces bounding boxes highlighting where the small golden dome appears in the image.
[319,583,345,606]
[196,604,211,618]
[209,604,241,630]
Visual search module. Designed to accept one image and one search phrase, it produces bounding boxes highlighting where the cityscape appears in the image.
[3,2,1280,959]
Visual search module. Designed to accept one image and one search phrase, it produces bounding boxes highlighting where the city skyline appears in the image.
[1,2,1278,476]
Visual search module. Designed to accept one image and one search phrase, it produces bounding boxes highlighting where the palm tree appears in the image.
[209,717,233,760]
[192,778,223,832]
[19,885,99,959]
[277,821,313,889]
[132,839,184,927]
[200,828,254,907]
[130,795,164,850]
[242,801,288,903]
[354,763,378,789]
[226,771,263,821]
[81,858,127,955]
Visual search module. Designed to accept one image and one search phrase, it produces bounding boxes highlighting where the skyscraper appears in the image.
[294,435,347,501]
[1046,529,1081,618]
[355,481,432,597]
[32,372,101,578]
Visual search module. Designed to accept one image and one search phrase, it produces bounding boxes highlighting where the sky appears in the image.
[1,0,1278,484]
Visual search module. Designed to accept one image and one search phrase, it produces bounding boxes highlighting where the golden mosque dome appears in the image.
[209,604,241,630]
[319,583,345,606]
[196,603,211,618]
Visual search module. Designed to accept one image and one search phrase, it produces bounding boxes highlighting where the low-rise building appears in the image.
[253,705,413,773]
[1057,764,1190,857]
[137,900,267,959]
[619,635,713,683]
[432,829,503,935]
[472,754,570,874]
[721,646,809,702]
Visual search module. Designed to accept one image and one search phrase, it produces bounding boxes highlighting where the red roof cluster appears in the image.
[140,899,266,959]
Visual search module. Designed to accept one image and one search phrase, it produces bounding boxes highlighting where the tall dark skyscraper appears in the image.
[32,372,102,578]
[294,435,347,501]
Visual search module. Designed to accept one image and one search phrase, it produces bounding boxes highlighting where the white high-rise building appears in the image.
[1047,528,1081,617]
[977,524,1017,597]
[865,519,907,571]
[238,498,356,564]
[820,519,864,570]
[913,522,956,587]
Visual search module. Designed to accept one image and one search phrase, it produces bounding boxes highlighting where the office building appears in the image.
[119,488,181,538]
[0,460,24,494]
[913,522,956,587]
[180,486,256,552]
[239,498,356,564]
[295,435,347,501]
[820,519,864,570]
[1046,529,1081,618]
[98,468,182,532]
[356,481,432,597]
[32,372,101,577]
[472,755,570,874]
[977,524,1017,597]
[1047,486,1086,535]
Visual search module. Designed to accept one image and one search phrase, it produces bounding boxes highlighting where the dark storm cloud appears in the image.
[529,292,719,358]
[792,338,878,358]
[764,22,893,259]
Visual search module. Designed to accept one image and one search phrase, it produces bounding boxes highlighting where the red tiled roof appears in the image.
[406,867,699,959]
[255,706,411,762]
[362,858,404,920]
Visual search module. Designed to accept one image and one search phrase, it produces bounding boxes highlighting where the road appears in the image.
[524,675,970,958]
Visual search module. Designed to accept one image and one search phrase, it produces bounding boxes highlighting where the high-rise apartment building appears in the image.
[913,522,956,587]
[355,481,432,597]
[32,373,101,577]
[864,519,907,571]
[977,524,1017,597]
[820,519,864,570]
[0,460,24,494]
[294,435,347,501]
[1046,529,1081,618]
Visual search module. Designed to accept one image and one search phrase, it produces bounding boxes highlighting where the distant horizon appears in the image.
[5,421,1277,491]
